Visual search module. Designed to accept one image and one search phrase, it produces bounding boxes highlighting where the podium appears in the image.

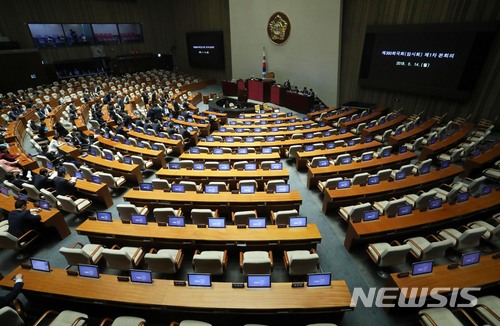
[248,79,275,102]
[222,80,238,96]
[285,92,314,114]
[270,85,287,105]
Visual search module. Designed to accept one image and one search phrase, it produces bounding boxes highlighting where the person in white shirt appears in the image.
[48,135,63,155]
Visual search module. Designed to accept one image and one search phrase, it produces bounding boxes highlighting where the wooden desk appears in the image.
[322,109,360,124]
[96,136,167,168]
[0,266,353,315]
[361,114,407,140]
[388,254,499,301]
[462,142,500,177]
[387,118,438,146]
[77,220,321,250]
[211,125,332,138]
[165,117,210,137]
[127,130,183,155]
[205,110,228,124]
[307,152,417,189]
[295,141,382,170]
[322,165,463,213]
[339,109,385,130]
[156,167,289,190]
[78,154,143,184]
[123,189,302,217]
[232,115,300,124]
[307,107,341,119]
[285,92,314,114]
[419,122,475,160]
[0,194,70,239]
[223,119,316,129]
[179,152,281,163]
[344,190,500,251]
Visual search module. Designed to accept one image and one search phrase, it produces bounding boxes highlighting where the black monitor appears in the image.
[151,144,160,151]
[348,140,356,146]
[420,165,431,175]
[18,193,28,201]
[172,184,185,193]
[275,184,290,193]
[130,269,153,284]
[305,133,314,139]
[188,273,212,287]
[248,217,266,228]
[365,135,373,143]
[399,145,408,154]
[397,204,413,216]
[78,264,99,279]
[104,153,113,161]
[288,126,296,131]
[206,136,214,142]
[168,216,185,227]
[46,162,54,170]
[340,156,352,165]
[123,157,132,165]
[326,142,335,149]
[411,261,433,276]
[324,131,332,137]
[428,198,443,210]
[363,210,379,221]
[30,258,51,272]
[305,145,314,152]
[441,160,450,169]
[461,251,481,267]
[266,136,276,142]
[131,214,147,225]
[381,149,391,158]
[289,216,307,227]
[247,274,271,288]
[193,163,205,171]
[368,176,380,185]
[306,273,331,287]
[456,192,469,203]
[238,148,248,154]
[97,211,112,222]
[337,180,351,189]
[240,185,255,194]
[208,217,226,228]
[140,183,153,191]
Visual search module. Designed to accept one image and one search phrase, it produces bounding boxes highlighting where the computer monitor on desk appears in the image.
[130,269,153,284]
[428,198,442,210]
[97,211,112,222]
[131,214,147,225]
[240,185,255,194]
[168,216,185,227]
[461,252,480,267]
[172,184,185,193]
[411,261,433,276]
[275,184,290,193]
[140,183,153,191]
[30,258,51,272]
[188,273,211,287]
[208,218,226,228]
[247,274,271,288]
[289,216,307,227]
[363,210,379,222]
[307,273,331,287]
[367,176,380,185]
[248,218,266,228]
[78,264,99,279]
[397,204,413,217]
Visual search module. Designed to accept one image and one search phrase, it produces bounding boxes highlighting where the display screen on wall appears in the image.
[118,24,143,43]
[358,22,498,100]
[91,24,120,44]
[28,24,66,48]
[186,31,225,70]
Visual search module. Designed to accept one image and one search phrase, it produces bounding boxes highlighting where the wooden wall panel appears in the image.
[340,0,500,126]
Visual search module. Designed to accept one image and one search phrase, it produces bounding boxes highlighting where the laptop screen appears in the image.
[270,163,282,170]
[412,261,433,276]
[238,148,248,154]
[481,185,492,196]
[172,184,185,193]
[420,165,431,175]
[104,153,113,161]
[365,135,373,143]
[381,149,391,158]
[74,171,84,180]
[245,163,257,171]
[456,192,469,203]
[97,211,112,222]
[368,176,380,185]
[247,274,271,288]
[188,273,211,287]
[337,180,351,189]
[395,171,406,181]
[461,251,481,267]
[275,184,290,193]
[140,183,153,191]
[190,147,200,154]
[362,153,373,161]
[305,145,314,152]
[340,156,352,165]
[18,193,28,201]
[205,185,219,194]
[399,145,408,154]
[31,258,50,272]
[307,273,331,287]
[248,217,266,228]
[91,176,101,184]
[318,159,329,167]
[262,147,272,154]
[78,264,99,279]
[39,200,50,210]
[123,157,132,164]
[208,218,226,228]
[213,148,223,154]
[46,162,53,170]
[205,136,214,142]
[240,185,255,194]
[397,204,413,216]
[441,160,450,169]
[218,163,230,171]
[289,216,307,227]
[266,136,276,142]
[130,269,153,284]
[131,214,147,225]
[168,216,185,227]
[193,163,205,170]
[426,197,442,210]
[0,186,8,196]
[363,210,379,221]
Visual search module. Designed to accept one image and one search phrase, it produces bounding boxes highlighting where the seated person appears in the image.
[8,199,42,238]
[0,273,23,309]
[53,169,76,196]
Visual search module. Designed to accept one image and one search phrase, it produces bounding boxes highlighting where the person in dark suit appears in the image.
[7,200,42,238]
[0,273,23,309]
[53,170,76,196]
[32,168,53,190]
[283,79,291,88]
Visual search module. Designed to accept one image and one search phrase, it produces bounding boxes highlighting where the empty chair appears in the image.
[101,245,145,271]
[240,251,273,276]
[473,295,500,326]
[33,310,88,326]
[207,181,229,192]
[404,235,453,261]
[204,161,219,170]
[366,240,411,278]
[179,160,194,169]
[265,179,286,192]
[233,161,249,170]
[40,189,61,209]
[291,133,304,139]
[376,169,392,181]
[285,145,303,158]
[222,147,232,153]
[283,249,319,276]
[153,207,183,225]
[390,164,417,179]
[131,155,154,170]
[404,190,437,211]
[455,176,487,195]
[0,228,39,258]
[373,198,409,217]
[333,153,351,165]
[116,203,149,223]
[412,158,432,175]
[191,208,218,225]
[21,183,42,201]
[232,210,258,225]
[317,177,343,192]
[339,202,372,222]
[59,242,104,267]
[438,226,487,252]
[3,180,22,196]
[313,142,325,150]
[80,166,97,182]
[374,129,393,143]
[145,248,183,274]
[270,209,299,225]
[351,172,369,186]
[95,172,126,189]
[100,316,146,326]
[151,178,171,190]
[404,136,424,151]
[238,179,258,191]
[0,306,24,326]
[179,180,202,192]
[432,184,462,203]
[57,195,92,216]
[351,122,367,134]
[63,162,79,176]
[334,140,346,148]
[468,220,500,242]
[437,147,464,163]
[308,156,328,168]
[192,250,228,275]
[418,307,473,326]
[169,320,212,326]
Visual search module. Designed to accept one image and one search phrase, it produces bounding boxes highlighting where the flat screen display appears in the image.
[190,147,200,154]
[208,217,226,228]
[428,198,442,210]
[262,147,272,154]
[39,200,50,210]
[130,269,153,284]
[245,163,257,171]
[104,153,113,161]
[123,157,132,164]
[337,180,351,189]
[31,258,50,272]
[318,159,329,167]
[270,163,282,170]
[74,171,84,180]
[326,142,335,149]
[205,185,219,194]
[266,136,276,142]
[240,185,255,194]
[140,183,153,191]
[168,216,185,227]
[206,136,214,142]
[213,148,223,154]
[399,145,408,154]
[78,264,99,279]
[420,165,431,175]
[172,184,185,193]
[247,274,271,288]
[362,153,373,161]
[275,184,290,193]
[395,171,406,180]
[305,145,314,152]
[461,251,480,267]
[289,216,307,227]
[363,210,379,221]
[456,192,469,203]
[218,163,230,171]
[188,273,212,287]
[368,176,380,185]
[246,137,254,142]
[412,261,433,276]
[18,194,28,201]
[186,31,225,70]
[481,185,492,196]
[194,163,205,170]
[441,160,450,169]
[248,217,266,228]
[381,149,391,158]
[238,148,248,154]
[397,204,413,216]
[226,137,234,143]
[97,211,112,222]
[91,176,101,184]
[0,186,8,196]
[307,273,331,287]
[131,214,147,225]
[340,156,352,165]
[46,162,53,170]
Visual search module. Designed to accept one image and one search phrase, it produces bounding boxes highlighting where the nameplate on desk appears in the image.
[88,216,97,221]
[277,224,287,228]
[66,270,78,276]
[492,253,500,260]
[121,220,131,224]
[291,282,305,288]
[397,272,409,278]
[237,224,246,229]
[232,282,245,288]
[352,219,362,223]
[133,187,140,190]
[197,224,207,228]
[174,280,187,286]
[117,276,130,282]
[266,190,274,194]
[231,190,239,194]
[447,263,459,270]
[21,263,32,269]
[157,222,167,227]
